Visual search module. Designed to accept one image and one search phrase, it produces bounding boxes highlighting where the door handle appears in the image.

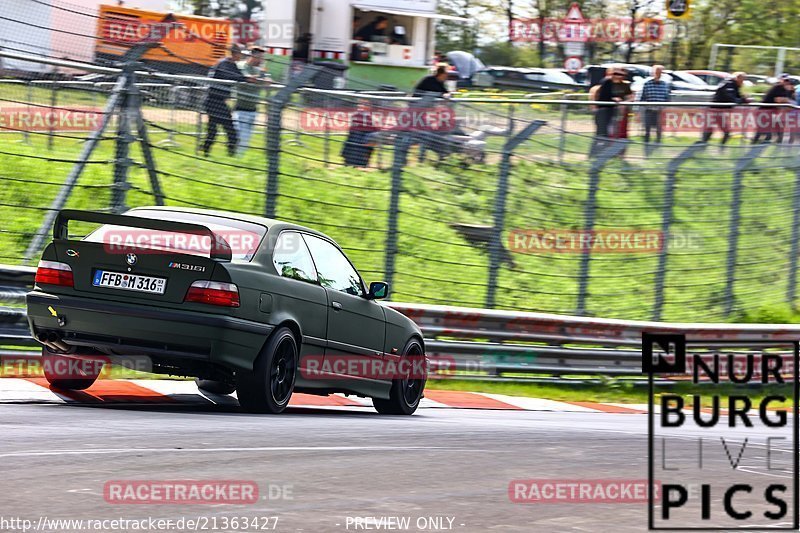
[331,301,343,311]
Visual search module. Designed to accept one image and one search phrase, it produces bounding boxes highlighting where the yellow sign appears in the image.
[666,0,691,19]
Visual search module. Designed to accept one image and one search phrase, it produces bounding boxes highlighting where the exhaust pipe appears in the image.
[36,334,58,352]
[45,332,70,353]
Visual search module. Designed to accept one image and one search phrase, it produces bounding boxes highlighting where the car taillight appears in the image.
[185,280,240,307]
[35,260,74,287]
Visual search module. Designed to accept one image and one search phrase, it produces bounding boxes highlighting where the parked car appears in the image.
[667,70,713,88]
[745,74,771,87]
[472,66,584,92]
[562,68,588,86]
[26,208,427,415]
[687,70,731,87]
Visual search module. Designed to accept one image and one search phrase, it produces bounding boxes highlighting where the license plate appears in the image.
[92,270,166,295]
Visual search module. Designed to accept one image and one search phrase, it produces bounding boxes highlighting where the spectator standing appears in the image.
[234,47,270,156]
[590,69,630,157]
[636,65,670,150]
[701,72,748,145]
[752,74,793,144]
[202,45,250,157]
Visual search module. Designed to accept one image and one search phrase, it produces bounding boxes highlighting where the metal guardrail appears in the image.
[0,264,36,352]
[3,263,800,383]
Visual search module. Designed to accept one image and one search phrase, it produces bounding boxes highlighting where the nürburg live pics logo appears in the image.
[644,332,799,529]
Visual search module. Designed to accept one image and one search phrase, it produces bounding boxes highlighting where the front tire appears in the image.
[236,327,298,414]
[373,339,426,415]
[42,349,102,390]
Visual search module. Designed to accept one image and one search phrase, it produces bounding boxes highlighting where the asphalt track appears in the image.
[0,392,794,532]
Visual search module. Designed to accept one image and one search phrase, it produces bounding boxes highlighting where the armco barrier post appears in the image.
[485,120,546,309]
[652,142,705,321]
[383,132,412,297]
[265,66,320,219]
[723,143,767,317]
[575,140,629,316]
[787,156,800,304]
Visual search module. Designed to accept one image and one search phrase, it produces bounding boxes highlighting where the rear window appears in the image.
[84,209,267,262]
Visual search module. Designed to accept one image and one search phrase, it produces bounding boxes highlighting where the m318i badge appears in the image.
[168,261,206,272]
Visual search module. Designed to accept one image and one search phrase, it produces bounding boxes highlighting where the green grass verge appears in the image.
[428,378,794,408]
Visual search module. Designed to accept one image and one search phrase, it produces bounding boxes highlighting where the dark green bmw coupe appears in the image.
[26,207,426,414]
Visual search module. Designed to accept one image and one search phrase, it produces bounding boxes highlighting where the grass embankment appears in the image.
[1,125,794,321]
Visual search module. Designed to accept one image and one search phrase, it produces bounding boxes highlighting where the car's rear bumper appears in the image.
[27,291,271,371]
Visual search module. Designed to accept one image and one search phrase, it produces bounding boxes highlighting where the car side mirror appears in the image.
[367,281,389,300]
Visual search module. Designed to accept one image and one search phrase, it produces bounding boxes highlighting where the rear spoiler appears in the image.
[54,209,232,262]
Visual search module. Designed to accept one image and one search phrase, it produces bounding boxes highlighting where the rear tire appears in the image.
[42,349,101,391]
[236,327,298,414]
[373,339,426,415]
[195,378,236,395]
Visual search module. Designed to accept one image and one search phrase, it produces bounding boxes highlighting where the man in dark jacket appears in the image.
[354,16,389,41]
[413,66,449,97]
[701,72,748,144]
[752,74,794,144]
[201,45,250,157]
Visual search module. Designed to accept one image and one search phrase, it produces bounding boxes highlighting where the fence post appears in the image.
[131,81,164,206]
[575,140,629,316]
[23,76,126,263]
[723,144,767,317]
[110,67,136,214]
[383,133,412,296]
[652,142,705,321]
[557,95,569,163]
[485,120,546,309]
[787,157,800,305]
[23,80,32,145]
[265,66,320,219]
[47,82,57,151]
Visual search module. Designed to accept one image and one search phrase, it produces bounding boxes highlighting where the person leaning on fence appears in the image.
[590,68,630,157]
[413,65,450,97]
[201,44,253,158]
[636,65,670,149]
[234,46,271,156]
[701,72,749,145]
[752,74,794,145]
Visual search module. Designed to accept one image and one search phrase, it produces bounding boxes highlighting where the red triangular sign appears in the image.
[565,2,585,21]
